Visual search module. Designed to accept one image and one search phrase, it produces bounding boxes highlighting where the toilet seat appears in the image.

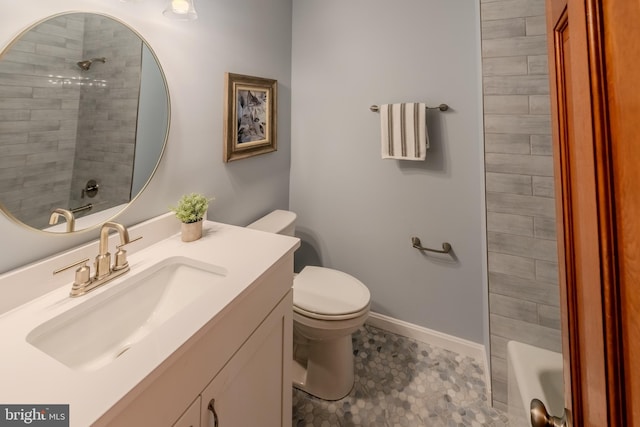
[293,266,371,321]
[294,304,370,322]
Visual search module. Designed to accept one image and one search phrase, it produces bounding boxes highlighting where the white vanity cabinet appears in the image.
[0,216,300,427]
[96,252,294,427]
[172,397,201,427]
[200,291,292,427]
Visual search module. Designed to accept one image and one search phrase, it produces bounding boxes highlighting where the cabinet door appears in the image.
[201,291,292,427]
[172,396,201,427]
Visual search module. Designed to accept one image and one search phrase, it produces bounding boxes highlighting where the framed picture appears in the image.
[223,72,277,162]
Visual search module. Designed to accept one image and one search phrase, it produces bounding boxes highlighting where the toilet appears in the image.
[247,210,371,400]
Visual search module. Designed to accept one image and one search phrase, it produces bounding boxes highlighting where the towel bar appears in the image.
[370,104,449,112]
[411,237,452,254]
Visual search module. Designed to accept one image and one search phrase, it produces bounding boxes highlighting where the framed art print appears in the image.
[223,72,277,162]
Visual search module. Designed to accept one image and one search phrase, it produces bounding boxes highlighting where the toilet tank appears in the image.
[246,210,296,236]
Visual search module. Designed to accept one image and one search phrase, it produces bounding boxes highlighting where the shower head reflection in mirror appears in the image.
[76,57,107,71]
[0,12,170,234]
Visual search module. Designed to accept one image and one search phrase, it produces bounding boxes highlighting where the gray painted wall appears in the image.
[290,0,487,344]
[479,0,562,410]
[0,0,293,274]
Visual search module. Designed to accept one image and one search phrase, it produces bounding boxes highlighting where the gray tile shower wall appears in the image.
[0,15,84,228]
[480,0,562,410]
[69,15,142,215]
[0,14,141,229]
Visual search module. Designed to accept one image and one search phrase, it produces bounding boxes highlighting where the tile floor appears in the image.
[292,324,510,426]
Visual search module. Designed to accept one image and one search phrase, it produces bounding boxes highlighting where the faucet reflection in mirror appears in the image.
[53,222,142,297]
[49,208,76,232]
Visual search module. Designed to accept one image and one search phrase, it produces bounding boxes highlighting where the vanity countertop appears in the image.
[0,218,299,426]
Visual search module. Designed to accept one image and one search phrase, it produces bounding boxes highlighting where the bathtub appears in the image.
[507,341,564,426]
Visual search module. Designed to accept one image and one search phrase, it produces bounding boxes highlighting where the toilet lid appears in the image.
[293,266,370,316]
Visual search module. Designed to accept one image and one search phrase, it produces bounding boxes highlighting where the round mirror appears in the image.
[0,12,169,233]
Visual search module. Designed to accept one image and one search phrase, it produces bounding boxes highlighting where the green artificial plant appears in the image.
[170,193,212,223]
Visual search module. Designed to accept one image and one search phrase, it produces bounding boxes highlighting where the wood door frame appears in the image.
[546,0,626,425]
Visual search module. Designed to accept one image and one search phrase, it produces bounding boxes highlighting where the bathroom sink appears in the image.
[26,256,227,371]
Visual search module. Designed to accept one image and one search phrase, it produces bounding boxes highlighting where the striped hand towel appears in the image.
[380,103,429,160]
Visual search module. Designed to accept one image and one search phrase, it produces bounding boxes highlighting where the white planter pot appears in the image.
[181,220,203,242]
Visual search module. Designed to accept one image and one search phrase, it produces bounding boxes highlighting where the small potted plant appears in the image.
[171,193,212,242]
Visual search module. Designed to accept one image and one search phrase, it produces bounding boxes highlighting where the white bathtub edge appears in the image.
[366,312,490,396]
[507,340,564,425]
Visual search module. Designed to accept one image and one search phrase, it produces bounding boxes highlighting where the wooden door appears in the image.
[602,2,640,424]
[546,0,639,426]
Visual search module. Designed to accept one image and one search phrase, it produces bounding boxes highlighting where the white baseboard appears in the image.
[365,311,492,397]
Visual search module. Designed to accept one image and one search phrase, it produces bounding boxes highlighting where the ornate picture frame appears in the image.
[223,72,277,162]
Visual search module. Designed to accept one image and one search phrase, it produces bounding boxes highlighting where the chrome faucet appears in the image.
[53,221,142,297]
[49,208,75,232]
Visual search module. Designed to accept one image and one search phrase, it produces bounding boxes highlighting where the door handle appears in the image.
[530,398,569,427]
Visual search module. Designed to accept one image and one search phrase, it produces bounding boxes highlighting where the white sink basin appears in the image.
[26,256,227,371]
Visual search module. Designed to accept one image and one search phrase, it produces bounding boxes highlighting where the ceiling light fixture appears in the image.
[163,0,198,21]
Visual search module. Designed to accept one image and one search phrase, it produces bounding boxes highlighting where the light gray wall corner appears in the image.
[475,0,493,397]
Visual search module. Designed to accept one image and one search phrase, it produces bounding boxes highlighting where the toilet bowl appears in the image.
[247,210,371,400]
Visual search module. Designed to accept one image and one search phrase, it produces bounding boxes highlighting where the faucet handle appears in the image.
[116,235,143,250]
[53,258,92,292]
[113,236,143,271]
